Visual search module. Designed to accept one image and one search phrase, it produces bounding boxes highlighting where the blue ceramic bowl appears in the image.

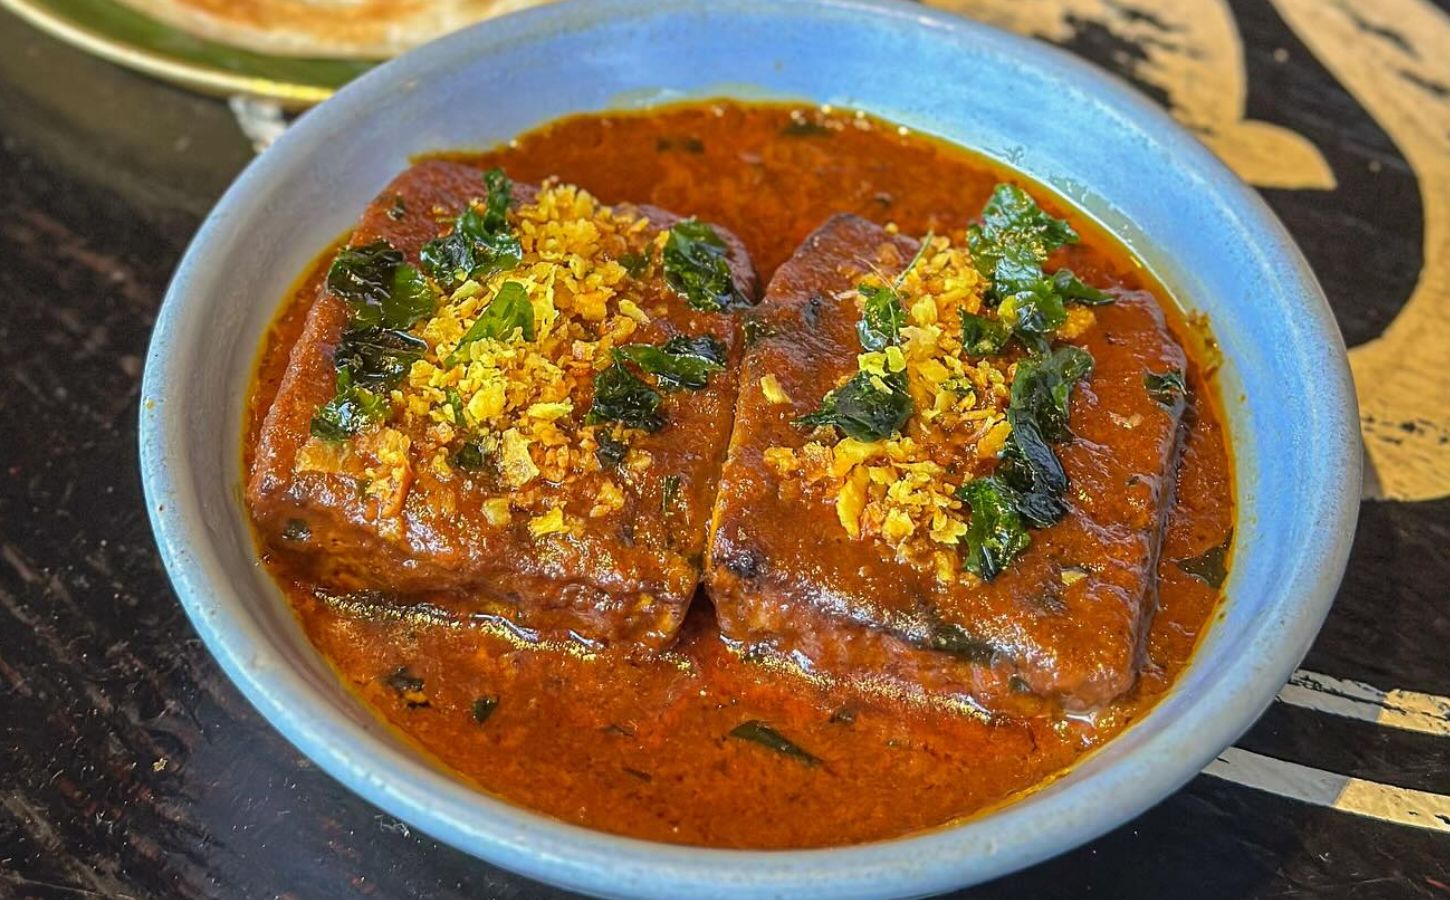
[139,0,1360,896]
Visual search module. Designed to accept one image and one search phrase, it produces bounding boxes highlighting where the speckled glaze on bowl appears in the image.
[138,1,1360,896]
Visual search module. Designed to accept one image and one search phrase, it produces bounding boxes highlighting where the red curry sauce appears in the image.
[245,102,1233,849]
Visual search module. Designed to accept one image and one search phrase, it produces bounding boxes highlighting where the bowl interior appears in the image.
[139,1,1359,897]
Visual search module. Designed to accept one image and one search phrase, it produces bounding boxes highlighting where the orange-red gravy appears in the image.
[246,102,1232,849]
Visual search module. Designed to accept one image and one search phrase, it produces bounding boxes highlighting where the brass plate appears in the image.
[1,0,374,107]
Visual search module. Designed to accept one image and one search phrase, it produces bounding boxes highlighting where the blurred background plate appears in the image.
[0,0,373,107]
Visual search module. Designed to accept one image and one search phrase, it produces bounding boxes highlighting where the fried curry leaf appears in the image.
[998,410,1070,528]
[335,327,427,389]
[967,184,1113,319]
[614,335,726,390]
[420,168,523,286]
[383,667,429,708]
[586,361,665,432]
[1010,346,1094,443]
[1145,368,1188,408]
[957,476,1032,581]
[729,721,820,767]
[310,367,388,441]
[326,243,437,331]
[327,241,403,322]
[452,438,489,471]
[742,316,776,348]
[478,167,512,234]
[1002,285,1068,337]
[594,430,629,468]
[960,311,1012,357]
[795,370,913,442]
[1176,530,1232,589]
[978,183,1077,253]
[618,249,651,278]
[471,695,500,724]
[446,281,535,366]
[857,282,907,351]
[1050,268,1113,305]
[662,220,745,312]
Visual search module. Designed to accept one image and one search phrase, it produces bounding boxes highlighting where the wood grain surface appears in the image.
[0,0,1447,897]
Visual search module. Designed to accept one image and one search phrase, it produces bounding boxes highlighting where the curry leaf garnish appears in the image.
[998,411,1070,528]
[471,695,500,724]
[595,430,629,468]
[958,348,1092,576]
[420,168,523,287]
[1050,268,1113,305]
[1011,346,1094,442]
[586,361,665,432]
[796,370,913,442]
[383,667,429,708]
[960,312,1012,357]
[1002,285,1067,337]
[328,243,438,330]
[957,476,1032,581]
[452,438,488,471]
[662,220,745,311]
[310,368,387,441]
[446,281,534,366]
[334,327,427,389]
[742,316,776,348]
[1145,368,1188,408]
[1176,530,1232,589]
[967,184,1111,320]
[327,242,402,323]
[614,335,726,390]
[729,721,820,767]
[618,249,651,278]
[857,282,907,351]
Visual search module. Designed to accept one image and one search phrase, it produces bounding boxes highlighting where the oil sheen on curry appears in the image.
[244,101,1233,849]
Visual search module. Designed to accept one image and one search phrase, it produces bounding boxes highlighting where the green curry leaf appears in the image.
[613,335,727,390]
[334,327,427,389]
[446,281,535,366]
[959,312,1012,357]
[662,220,745,312]
[1175,530,1232,589]
[796,370,913,442]
[998,410,1070,528]
[957,476,1032,581]
[586,360,665,432]
[310,367,388,441]
[1145,368,1188,408]
[420,168,523,287]
[1010,346,1094,442]
[857,282,907,351]
[728,721,820,766]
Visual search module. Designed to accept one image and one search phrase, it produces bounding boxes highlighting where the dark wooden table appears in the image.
[2,1,1447,897]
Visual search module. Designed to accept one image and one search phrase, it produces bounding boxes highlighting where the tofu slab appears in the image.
[706,215,1187,713]
[248,161,759,650]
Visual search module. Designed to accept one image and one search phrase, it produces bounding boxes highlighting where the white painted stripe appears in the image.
[1205,748,1450,833]
[1278,670,1450,737]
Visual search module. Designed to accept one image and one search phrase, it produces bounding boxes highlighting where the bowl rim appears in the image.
[139,0,1361,897]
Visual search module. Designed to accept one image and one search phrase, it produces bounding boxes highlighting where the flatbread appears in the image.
[111,0,558,60]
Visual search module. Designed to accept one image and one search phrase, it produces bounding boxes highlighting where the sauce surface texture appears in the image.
[246,102,1234,849]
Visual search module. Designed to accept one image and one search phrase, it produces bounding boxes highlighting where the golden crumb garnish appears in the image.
[315,180,684,524]
[765,229,1096,575]
[760,373,791,405]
